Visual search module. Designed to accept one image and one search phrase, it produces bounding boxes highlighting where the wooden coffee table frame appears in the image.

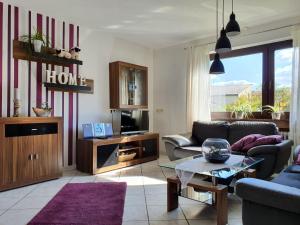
[167,169,256,225]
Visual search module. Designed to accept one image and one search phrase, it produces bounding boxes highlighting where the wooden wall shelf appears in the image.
[13,40,83,66]
[44,79,94,94]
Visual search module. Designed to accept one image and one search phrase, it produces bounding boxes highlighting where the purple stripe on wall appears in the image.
[0,2,3,117]
[51,18,55,116]
[62,21,65,166]
[76,25,79,141]
[68,23,74,166]
[7,5,11,117]
[45,16,49,102]
[13,6,19,89]
[36,13,42,107]
[27,11,31,116]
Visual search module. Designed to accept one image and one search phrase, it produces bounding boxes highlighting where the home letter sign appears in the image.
[45,70,87,86]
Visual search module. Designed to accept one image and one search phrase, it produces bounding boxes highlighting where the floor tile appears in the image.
[150,220,188,225]
[27,186,63,197]
[146,193,167,205]
[122,220,149,225]
[0,197,21,210]
[11,196,53,210]
[69,175,96,183]
[125,194,146,206]
[126,186,145,196]
[123,205,148,221]
[144,184,167,195]
[229,218,243,225]
[0,209,40,225]
[147,205,185,221]
[0,185,37,199]
[188,219,217,225]
[181,204,217,220]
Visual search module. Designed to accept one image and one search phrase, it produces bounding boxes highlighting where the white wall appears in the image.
[78,28,154,137]
[153,45,188,152]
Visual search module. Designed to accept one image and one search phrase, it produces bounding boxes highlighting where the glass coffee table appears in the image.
[160,154,263,225]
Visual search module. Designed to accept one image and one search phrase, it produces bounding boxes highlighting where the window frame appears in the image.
[209,40,293,115]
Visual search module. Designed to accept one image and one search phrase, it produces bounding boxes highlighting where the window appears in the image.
[210,40,293,116]
[274,48,293,112]
[211,53,263,112]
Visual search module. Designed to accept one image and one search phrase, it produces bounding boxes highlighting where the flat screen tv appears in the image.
[112,110,149,135]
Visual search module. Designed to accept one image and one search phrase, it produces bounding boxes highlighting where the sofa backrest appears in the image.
[228,121,279,144]
[192,120,279,145]
[192,121,229,145]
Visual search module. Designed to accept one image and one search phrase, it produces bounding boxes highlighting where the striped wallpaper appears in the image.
[0,2,80,166]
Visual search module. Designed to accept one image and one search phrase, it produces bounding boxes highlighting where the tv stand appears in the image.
[76,132,159,174]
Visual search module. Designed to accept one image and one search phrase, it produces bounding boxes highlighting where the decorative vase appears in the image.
[235,112,244,119]
[33,40,43,52]
[271,112,281,120]
[202,138,231,163]
[32,107,52,117]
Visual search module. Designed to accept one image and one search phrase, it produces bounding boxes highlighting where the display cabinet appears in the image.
[109,61,148,109]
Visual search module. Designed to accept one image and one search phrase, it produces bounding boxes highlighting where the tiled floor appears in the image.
[0,154,243,225]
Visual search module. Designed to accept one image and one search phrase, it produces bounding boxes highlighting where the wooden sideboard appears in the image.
[77,133,159,174]
[0,117,63,191]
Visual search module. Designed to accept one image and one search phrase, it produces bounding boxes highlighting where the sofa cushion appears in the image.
[231,134,264,152]
[243,135,283,150]
[285,165,300,173]
[272,167,300,189]
[228,121,278,145]
[192,121,229,145]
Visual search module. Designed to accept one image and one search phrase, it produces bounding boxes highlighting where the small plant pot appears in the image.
[271,112,281,120]
[235,112,244,119]
[33,40,43,52]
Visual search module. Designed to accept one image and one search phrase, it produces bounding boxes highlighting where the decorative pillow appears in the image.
[242,135,283,150]
[231,134,264,152]
[295,153,300,165]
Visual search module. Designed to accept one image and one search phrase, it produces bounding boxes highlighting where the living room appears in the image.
[0,0,300,225]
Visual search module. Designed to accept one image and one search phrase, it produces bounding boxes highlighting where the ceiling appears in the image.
[8,0,300,49]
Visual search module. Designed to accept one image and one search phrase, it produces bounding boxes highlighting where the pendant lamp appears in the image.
[225,0,240,36]
[215,0,231,53]
[210,0,225,74]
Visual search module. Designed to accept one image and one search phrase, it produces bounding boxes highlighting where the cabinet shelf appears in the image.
[13,40,83,66]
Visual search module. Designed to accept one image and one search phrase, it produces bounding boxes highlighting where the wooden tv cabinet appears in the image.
[76,133,159,174]
[0,117,63,191]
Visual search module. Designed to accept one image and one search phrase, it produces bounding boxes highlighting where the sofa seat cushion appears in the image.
[174,146,202,159]
[192,121,229,145]
[284,165,300,174]
[228,121,278,145]
[272,168,300,189]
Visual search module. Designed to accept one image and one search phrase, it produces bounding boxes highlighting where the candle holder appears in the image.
[13,99,21,117]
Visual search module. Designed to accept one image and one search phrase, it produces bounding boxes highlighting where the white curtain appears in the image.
[186,45,211,132]
[290,26,300,157]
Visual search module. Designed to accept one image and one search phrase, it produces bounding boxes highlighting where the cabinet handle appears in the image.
[34,154,39,160]
[28,154,33,160]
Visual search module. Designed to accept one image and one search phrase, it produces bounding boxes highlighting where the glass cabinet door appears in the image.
[119,66,147,107]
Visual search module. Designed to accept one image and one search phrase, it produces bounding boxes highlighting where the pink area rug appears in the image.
[28,182,127,225]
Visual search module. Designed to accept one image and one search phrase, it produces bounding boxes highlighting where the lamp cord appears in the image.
[216,0,218,40]
[222,0,225,28]
[232,0,233,13]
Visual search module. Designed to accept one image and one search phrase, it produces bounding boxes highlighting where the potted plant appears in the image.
[232,104,252,119]
[263,105,282,120]
[21,28,49,52]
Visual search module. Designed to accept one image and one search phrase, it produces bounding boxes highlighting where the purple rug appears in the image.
[28,182,127,225]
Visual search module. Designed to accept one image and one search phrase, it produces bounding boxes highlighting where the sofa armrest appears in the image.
[162,134,197,147]
[247,140,293,156]
[293,145,300,161]
[236,178,300,214]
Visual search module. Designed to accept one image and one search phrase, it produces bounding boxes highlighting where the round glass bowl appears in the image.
[202,138,231,163]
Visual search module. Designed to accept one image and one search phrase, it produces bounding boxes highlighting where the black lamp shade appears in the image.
[215,28,231,53]
[226,13,240,36]
[209,53,225,74]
